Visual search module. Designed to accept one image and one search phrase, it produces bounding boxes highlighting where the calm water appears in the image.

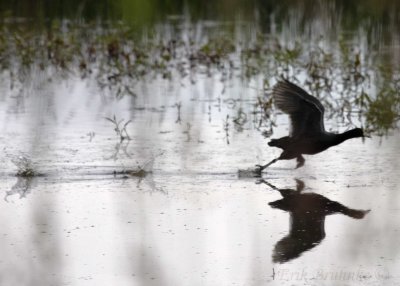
[0,3,400,285]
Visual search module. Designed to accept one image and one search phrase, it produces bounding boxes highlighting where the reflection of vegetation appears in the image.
[107,141,131,161]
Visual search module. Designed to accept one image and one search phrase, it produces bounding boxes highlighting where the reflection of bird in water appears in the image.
[259,179,370,263]
[256,80,365,173]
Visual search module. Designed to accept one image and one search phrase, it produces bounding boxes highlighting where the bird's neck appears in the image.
[332,129,361,146]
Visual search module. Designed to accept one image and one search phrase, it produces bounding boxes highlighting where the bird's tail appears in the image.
[268,137,290,149]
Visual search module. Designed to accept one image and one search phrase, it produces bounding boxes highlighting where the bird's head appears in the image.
[353,127,365,138]
[351,127,371,142]
[348,127,370,138]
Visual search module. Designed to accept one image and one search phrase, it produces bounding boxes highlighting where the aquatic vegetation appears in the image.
[175,102,182,123]
[0,10,398,137]
[105,115,132,142]
[253,95,275,136]
[87,132,96,142]
[365,88,400,136]
[223,114,230,145]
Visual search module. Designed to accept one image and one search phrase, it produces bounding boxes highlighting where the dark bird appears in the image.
[258,179,370,263]
[257,80,365,172]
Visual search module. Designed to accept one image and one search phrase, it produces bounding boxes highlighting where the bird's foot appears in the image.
[255,164,265,173]
[295,163,304,169]
[250,165,264,178]
[295,156,305,169]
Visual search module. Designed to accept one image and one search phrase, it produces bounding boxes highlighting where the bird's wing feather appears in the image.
[273,80,325,137]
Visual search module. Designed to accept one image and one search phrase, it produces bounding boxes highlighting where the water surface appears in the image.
[0,2,400,285]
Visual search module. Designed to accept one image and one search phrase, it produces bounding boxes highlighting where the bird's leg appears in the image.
[295,155,305,169]
[295,178,305,192]
[255,158,278,172]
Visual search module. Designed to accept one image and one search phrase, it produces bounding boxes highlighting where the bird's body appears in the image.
[257,80,364,171]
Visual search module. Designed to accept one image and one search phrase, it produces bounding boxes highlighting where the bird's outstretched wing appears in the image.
[273,80,325,137]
